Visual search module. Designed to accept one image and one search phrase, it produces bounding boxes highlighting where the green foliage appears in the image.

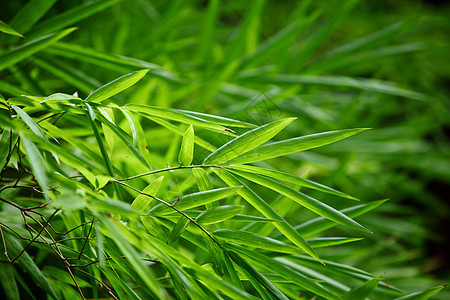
[0,0,448,299]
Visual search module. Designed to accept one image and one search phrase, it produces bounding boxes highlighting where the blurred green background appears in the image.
[1,0,449,297]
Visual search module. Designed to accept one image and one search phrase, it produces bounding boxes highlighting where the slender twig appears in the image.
[78,219,94,260]
[118,164,218,181]
[74,268,118,300]
[11,209,59,263]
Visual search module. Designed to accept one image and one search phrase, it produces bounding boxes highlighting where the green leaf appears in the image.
[125,104,233,134]
[295,199,387,237]
[178,124,194,166]
[231,164,358,200]
[227,250,290,300]
[0,20,23,37]
[226,243,340,300]
[131,176,164,211]
[214,229,300,254]
[175,109,256,128]
[307,237,363,248]
[3,233,59,299]
[0,28,76,72]
[19,134,49,200]
[8,0,58,35]
[228,128,368,165]
[230,169,371,233]
[96,110,151,169]
[197,206,243,225]
[342,274,383,300]
[27,0,120,38]
[85,69,149,103]
[12,106,47,141]
[96,214,164,298]
[213,169,321,263]
[203,118,296,165]
[150,186,242,215]
[394,285,446,300]
[0,262,20,300]
[167,217,190,245]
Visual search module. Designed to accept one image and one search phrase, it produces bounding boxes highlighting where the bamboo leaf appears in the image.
[131,176,164,211]
[12,105,47,141]
[125,104,233,134]
[85,69,149,103]
[228,128,369,165]
[197,206,243,225]
[3,233,59,299]
[226,243,340,300]
[167,217,190,245]
[178,124,194,166]
[214,229,300,254]
[231,169,371,233]
[295,199,387,237]
[0,20,23,37]
[394,285,446,300]
[0,28,76,72]
[150,186,242,215]
[19,134,49,200]
[307,237,363,248]
[204,118,296,165]
[213,169,321,263]
[227,250,290,300]
[231,164,358,200]
[342,274,383,300]
[27,0,120,38]
[0,262,20,300]
[8,0,58,35]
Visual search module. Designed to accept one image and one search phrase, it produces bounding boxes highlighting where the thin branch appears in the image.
[118,164,218,181]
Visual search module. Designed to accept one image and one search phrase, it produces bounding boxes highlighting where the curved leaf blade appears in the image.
[178,124,194,166]
[231,169,371,233]
[204,118,296,165]
[85,69,149,103]
[228,128,369,165]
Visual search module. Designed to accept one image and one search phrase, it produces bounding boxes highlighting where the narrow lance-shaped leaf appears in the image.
[8,0,58,35]
[3,233,58,299]
[294,199,388,238]
[0,28,76,72]
[85,69,149,103]
[12,105,47,141]
[213,169,322,263]
[225,243,340,300]
[204,117,296,165]
[125,104,233,134]
[197,206,243,225]
[214,229,300,254]
[394,285,446,300]
[131,176,164,211]
[0,20,23,37]
[150,186,242,215]
[19,134,49,200]
[231,164,358,200]
[228,128,369,165]
[231,169,371,233]
[307,237,363,248]
[0,262,20,300]
[342,274,384,300]
[167,217,190,245]
[227,250,290,300]
[179,124,194,166]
